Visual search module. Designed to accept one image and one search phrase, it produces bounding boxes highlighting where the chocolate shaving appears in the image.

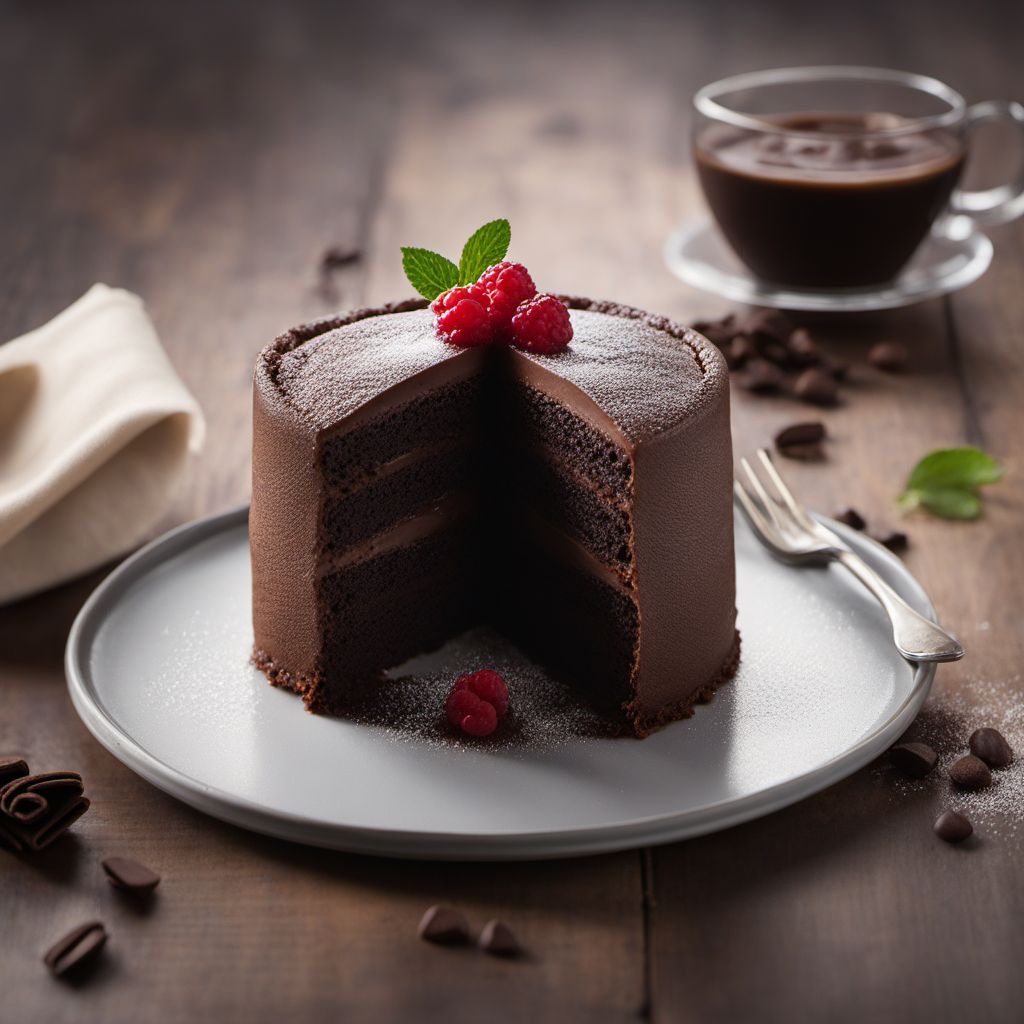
[44,921,108,977]
[102,856,162,894]
[0,771,90,852]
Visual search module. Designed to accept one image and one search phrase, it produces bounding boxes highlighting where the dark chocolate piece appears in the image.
[738,358,785,393]
[418,905,470,945]
[834,508,867,531]
[793,367,838,406]
[949,755,992,790]
[479,919,522,956]
[934,810,973,843]
[728,334,756,368]
[875,530,909,554]
[742,309,793,346]
[691,315,737,349]
[969,727,1013,769]
[774,422,825,449]
[43,921,107,977]
[889,742,938,779]
[786,328,821,366]
[868,341,909,372]
[102,856,162,894]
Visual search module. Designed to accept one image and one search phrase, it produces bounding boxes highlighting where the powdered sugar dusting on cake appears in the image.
[262,298,728,444]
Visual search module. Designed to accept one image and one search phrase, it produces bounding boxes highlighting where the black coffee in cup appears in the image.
[695,113,966,288]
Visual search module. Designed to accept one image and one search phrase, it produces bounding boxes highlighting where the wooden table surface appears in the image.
[2,1,1023,1020]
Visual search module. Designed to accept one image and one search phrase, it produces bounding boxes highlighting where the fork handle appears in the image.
[835,550,964,663]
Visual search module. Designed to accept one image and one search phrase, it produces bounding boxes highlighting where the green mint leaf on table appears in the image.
[458,218,511,284]
[401,247,460,301]
[898,446,1003,520]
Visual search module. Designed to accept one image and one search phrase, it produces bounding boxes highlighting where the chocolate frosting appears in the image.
[251,296,738,732]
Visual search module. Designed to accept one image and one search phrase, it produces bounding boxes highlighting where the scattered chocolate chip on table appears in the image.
[418,905,471,945]
[948,755,993,790]
[933,810,973,844]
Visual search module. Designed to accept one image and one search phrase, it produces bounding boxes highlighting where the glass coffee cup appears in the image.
[692,66,1024,289]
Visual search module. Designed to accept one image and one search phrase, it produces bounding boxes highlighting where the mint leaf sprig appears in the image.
[898,446,1004,520]
[401,218,511,301]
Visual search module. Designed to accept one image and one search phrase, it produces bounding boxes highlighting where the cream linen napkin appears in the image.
[0,284,205,604]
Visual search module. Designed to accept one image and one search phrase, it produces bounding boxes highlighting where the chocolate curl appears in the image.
[0,759,30,851]
[0,757,29,787]
[0,771,90,852]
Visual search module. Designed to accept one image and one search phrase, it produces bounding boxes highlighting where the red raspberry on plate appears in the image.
[511,294,573,354]
[445,669,509,737]
[454,669,509,718]
[432,284,492,348]
[445,688,499,737]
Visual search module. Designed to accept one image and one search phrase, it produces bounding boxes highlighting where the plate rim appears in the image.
[663,216,993,312]
[66,505,937,860]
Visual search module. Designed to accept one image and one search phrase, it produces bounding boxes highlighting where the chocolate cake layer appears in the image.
[251,296,738,736]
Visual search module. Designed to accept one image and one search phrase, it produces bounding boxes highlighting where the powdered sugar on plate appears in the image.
[344,626,611,753]
[882,675,1024,836]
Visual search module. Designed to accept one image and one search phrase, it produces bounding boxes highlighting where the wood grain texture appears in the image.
[1,0,1022,1020]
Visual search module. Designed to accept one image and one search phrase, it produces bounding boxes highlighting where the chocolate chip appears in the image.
[889,742,938,779]
[787,328,821,366]
[479,919,521,957]
[728,334,757,368]
[776,442,824,461]
[102,856,161,894]
[418,905,470,945]
[742,309,793,345]
[774,421,826,460]
[934,810,973,843]
[758,340,792,366]
[692,315,738,349]
[949,754,992,790]
[875,530,909,553]
[43,921,107,978]
[834,508,867,531]
[793,367,839,406]
[774,422,825,449]
[820,356,849,381]
[320,245,362,270]
[738,358,785,393]
[868,341,909,372]
[969,727,1014,769]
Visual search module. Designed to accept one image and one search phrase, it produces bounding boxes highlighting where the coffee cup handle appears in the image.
[949,100,1024,226]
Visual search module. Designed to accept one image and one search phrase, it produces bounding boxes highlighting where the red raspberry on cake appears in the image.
[511,294,573,354]
[432,284,493,348]
[477,261,536,341]
[445,669,509,737]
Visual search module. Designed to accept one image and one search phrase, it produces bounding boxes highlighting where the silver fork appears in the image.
[734,448,964,663]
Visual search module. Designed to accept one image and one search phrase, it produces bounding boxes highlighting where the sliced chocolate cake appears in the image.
[251,297,738,737]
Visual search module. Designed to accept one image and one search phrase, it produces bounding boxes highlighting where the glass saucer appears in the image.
[663,215,992,312]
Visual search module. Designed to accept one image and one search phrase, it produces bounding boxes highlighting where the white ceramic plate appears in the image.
[663,215,992,312]
[66,507,936,860]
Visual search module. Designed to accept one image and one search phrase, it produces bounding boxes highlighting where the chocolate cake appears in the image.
[251,297,739,737]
